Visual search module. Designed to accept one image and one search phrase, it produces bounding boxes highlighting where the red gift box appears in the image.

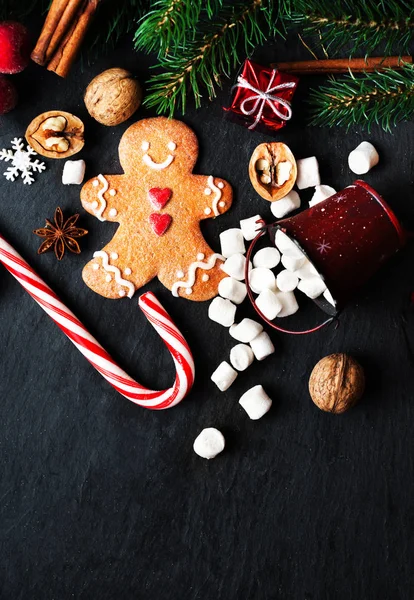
[226,60,299,132]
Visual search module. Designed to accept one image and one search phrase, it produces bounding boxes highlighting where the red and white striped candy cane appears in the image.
[0,234,195,410]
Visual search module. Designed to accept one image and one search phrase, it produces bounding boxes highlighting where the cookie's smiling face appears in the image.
[141,139,177,170]
[119,117,199,177]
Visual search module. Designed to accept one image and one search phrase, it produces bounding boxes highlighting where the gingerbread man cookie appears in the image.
[80,117,232,301]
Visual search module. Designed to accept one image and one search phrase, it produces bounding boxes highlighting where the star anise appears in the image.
[33,207,88,260]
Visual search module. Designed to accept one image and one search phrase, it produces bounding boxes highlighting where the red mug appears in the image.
[246,180,407,334]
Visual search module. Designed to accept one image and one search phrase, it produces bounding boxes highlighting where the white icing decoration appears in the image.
[204,207,212,215]
[168,141,176,151]
[218,181,224,189]
[124,267,132,276]
[204,188,212,195]
[109,189,116,196]
[93,251,135,299]
[219,201,225,208]
[206,176,222,216]
[143,153,174,170]
[93,179,99,187]
[109,208,117,217]
[141,141,150,151]
[176,269,184,278]
[111,252,118,260]
[92,263,99,270]
[202,274,209,282]
[197,253,205,260]
[186,288,192,295]
[91,201,98,209]
[119,290,126,297]
[105,275,112,282]
[94,174,109,222]
[171,253,224,297]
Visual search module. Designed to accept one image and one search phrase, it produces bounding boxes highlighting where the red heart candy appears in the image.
[148,187,172,210]
[149,213,172,236]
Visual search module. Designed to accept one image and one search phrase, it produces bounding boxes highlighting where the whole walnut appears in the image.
[309,353,365,413]
[84,68,142,126]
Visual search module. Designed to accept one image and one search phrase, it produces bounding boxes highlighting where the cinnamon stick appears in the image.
[31,0,100,77]
[270,56,412,75]
[44,0,86,64]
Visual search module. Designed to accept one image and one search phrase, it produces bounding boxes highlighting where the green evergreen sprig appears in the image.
[309,63,414,132]
[143,0,278,116]
[288,0,414,57]
[134,0,221,56]
[86,0,147,58]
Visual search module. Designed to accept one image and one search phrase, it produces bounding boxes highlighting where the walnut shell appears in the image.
[249,142,297,202]
[309,354,365,414]
[26,110,84,159]
[84,68,142,126]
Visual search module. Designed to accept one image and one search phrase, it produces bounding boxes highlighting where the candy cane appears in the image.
[0,234,195,410]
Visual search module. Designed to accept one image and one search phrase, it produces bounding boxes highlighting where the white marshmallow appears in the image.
[270,190,301,219]
[255,288,282,320]
[62,159,86,185]
[296,156,321,190]
[193,428,225,459]
[239,385,272,420]
[297,276,327,299]
[295,259,319,279]
[275,291,299,317]
[249,267,276,294]
[309,184,336,207]
[348,141,379,175]
[240,214,263,241]
[281,253,306,272]
[230,318,263,343]
[219,228,245,258]
[218,277,247,305]
[276,270,298,292]
[275,229,304,259]
[211,361,238,391]
[323,288,336,307]
[221,253,251,281]
[249,332,275,361]
[252,247,280,269]
[208,297,237,326]
[230,343,255,371]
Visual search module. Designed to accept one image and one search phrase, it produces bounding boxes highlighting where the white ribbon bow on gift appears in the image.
[234,69,296,130]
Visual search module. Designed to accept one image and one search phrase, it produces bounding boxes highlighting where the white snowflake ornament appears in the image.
[0,138,46,185]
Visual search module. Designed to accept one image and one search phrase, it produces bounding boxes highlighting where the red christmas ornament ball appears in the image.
[0,75,18,114]
[0,21,31,74]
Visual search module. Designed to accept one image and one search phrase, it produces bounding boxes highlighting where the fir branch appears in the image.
[288,0,414,57]
[143,0,278,116]
[135,0,220,56]
[309,63,414,132]
[86,0,148,59]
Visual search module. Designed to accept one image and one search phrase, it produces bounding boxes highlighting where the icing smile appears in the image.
[143,153,174,170]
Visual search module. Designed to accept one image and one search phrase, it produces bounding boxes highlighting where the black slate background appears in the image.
[1,27,414,600]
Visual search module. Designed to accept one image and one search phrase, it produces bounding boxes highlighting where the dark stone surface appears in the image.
[1,29,414,600]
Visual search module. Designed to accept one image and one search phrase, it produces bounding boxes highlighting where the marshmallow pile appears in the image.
[209,216,276,395]
[204,216,275,435]
[251,228,336,321]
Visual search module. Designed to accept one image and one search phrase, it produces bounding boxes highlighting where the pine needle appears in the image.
[86,0,147,59]
[309,63,414,132]
[143,0,279,116]
[134,0,219,56]
[288,0,414,57]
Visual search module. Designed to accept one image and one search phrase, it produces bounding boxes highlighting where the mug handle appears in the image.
[245,221,337,335]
